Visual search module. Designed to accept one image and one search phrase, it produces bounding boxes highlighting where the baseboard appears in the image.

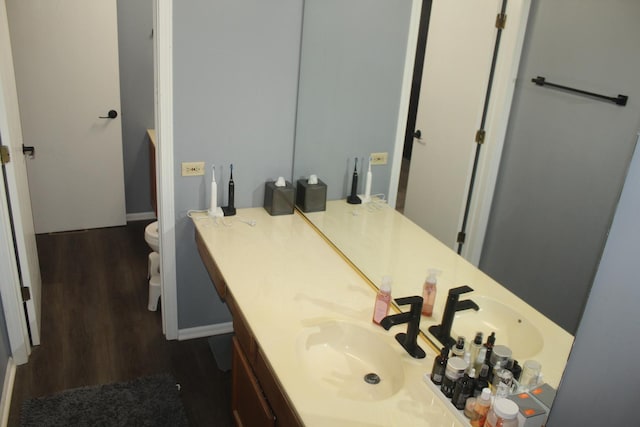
[0,358,16,427]
[126,211,157,222]
[177,322,233,341]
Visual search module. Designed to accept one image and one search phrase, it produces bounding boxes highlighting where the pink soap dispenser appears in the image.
[372,276,392,325]
[421,268,440,316]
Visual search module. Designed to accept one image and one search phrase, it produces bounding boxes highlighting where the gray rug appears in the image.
[21,374,189,427]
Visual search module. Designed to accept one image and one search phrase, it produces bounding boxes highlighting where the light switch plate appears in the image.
[370,152,388,165]
[182,161,205,176]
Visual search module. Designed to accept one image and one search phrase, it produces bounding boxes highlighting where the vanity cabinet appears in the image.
[196,229,302,427]
[232,337,275,427]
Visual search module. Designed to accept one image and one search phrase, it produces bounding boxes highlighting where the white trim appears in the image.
[154,0,178,339]
[460,0,532,265]
[0,0,31,365]
[125,211,157,222]
[0,358,15,427]
[388,0,423,208]
[178,322,234,341]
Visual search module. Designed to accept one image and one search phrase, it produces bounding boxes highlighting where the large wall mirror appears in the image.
[293,0,640,399]
[290,0,628,398]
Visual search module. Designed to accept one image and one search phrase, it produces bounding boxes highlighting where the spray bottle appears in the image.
[372,276,392,325]
[421,268,440,316]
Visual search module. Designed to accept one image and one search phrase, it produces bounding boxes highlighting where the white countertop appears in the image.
[302,200,574,388]
[193,209,465,427]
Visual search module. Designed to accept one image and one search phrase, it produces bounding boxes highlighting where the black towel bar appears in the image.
[532,76,628,106]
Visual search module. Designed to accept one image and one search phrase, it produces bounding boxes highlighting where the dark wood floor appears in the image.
[8,221,233,426]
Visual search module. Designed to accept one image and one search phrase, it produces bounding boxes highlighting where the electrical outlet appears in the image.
[181,161,205,176]
[370,152,388,165]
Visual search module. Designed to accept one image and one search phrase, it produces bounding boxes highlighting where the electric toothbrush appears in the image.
[347,157,362,204]
[222,164,236,216]
[208,165,223,217]
[362,156,372,203]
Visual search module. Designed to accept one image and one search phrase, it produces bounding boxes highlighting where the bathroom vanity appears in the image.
[194,209,465,426]
[193,204,573,426]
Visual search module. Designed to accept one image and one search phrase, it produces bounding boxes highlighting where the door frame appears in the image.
[0,0,180,365]
[391,0,531,265]
[0,0,32,364]
[153,0,178,339]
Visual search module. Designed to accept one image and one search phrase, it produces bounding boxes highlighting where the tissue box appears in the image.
[264,180,295,216]
[529,383,556,410]
[296,179,327,212]
[508,392,549,427]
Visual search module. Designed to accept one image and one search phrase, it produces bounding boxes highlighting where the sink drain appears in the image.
[364,373,381,385]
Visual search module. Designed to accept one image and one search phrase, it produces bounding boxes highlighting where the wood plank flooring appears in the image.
[8,221,233,426]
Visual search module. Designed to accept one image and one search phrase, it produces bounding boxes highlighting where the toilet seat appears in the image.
[144,221,159,253]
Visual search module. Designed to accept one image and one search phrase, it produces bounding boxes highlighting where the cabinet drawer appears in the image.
[232,337,275,427]
[254,347,303,427]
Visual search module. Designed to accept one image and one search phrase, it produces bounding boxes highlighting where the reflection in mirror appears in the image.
[302,200,572,389]
[288,0,628,400]
[293,0,414,202]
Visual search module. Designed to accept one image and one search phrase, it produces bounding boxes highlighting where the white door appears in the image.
[0,0,41,349]
[7,0,126,234]
[404,0,529,262]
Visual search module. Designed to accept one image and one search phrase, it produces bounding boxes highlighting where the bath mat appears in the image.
[20,373,189,427]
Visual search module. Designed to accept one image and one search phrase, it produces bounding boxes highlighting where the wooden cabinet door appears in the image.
[232,337,275,427]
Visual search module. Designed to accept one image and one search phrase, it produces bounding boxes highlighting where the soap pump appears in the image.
[347,157,362,204]
[372,276,392,325]
[421,268,440,316]
[222,164,236,216]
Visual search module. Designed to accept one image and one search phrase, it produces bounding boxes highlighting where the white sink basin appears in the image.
[297,319,404,401]
[451,296,544,359]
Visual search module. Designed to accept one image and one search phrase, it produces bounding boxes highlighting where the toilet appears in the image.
[144,221,161,311]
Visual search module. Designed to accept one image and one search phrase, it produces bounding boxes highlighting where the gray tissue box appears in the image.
[296,179,327,212]
[264,180,295,216]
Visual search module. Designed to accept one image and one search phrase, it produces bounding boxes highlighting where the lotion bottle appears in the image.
[372,276,392,325]
[421,268,440,316]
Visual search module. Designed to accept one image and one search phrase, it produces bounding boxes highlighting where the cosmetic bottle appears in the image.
[469,332,483,367]
[492,362,513,397]
[470,387,492,427]
[452,368,475,410]
[484,332,496,368]
[505,358,522,381]
[430,347,449,385]
[474,347,487,374]
[372,276,392,325]
[485,399,519,427]
[452,336,465,358]
[421,268,440,316]
[474,363,490,397]
[441,357,468,398]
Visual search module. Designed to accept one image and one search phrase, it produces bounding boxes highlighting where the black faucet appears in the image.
[428,285,479,349]
[380,296,425,359]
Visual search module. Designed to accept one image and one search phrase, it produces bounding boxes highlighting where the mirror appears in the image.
[293,0,574,390]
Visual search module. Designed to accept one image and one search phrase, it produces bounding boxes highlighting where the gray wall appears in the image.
[293,0,412,199]
[172,0,302,328]
[548,137,640,425]
[480,0,640,333]
[117,0,156,215]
